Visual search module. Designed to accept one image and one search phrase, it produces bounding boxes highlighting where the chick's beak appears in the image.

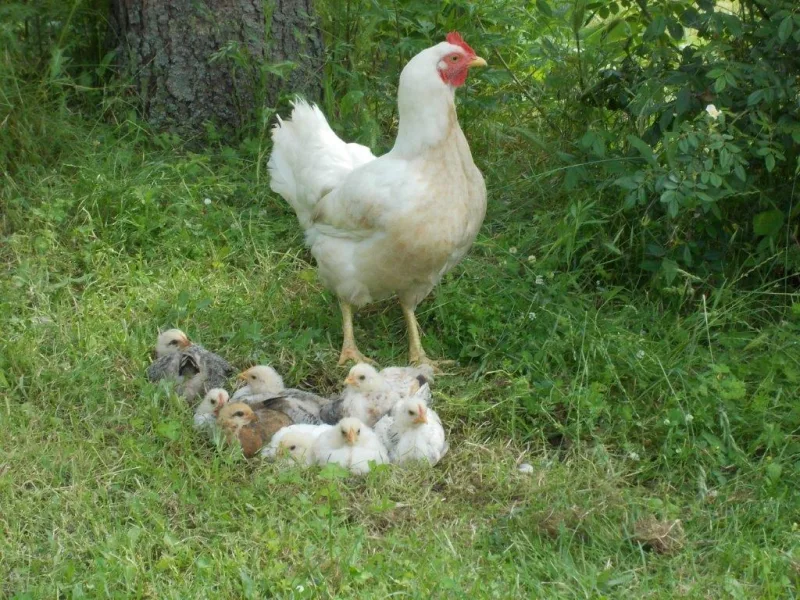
[179,336,191,348]
[344,375,356,386]
[468,56,488,68]
[237,370,250,382]
[345,429,357,444]
[413,408,428,425]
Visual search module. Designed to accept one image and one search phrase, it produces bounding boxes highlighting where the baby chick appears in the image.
[193,388,229,437]
[380,364,435,400]
[146,328,234,402]
[234,365,332,424]
[262,423,333,465]
[374,383,447,466]
[320,363,400,427]
[217,402,292,458]
[232,365,285,402]
[311,417,389,475]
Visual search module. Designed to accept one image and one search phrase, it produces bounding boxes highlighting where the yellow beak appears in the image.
[413,410,428,425]
[344,375,356,386]
[237,371,250,381]
[468,56,487,68]
[179,337,192,348]
[345,430,357,444]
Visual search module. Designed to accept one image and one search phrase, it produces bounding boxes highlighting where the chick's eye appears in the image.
[358,375,365,381]
[408,410,415,415]
[168,340,179,346]
[251,375,256,380]
[210,399,216,405]
[357,429,361,434]
[234,411,244,417]
[289,445,297,450]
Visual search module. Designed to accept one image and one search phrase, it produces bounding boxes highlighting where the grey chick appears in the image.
[146,328,234,403]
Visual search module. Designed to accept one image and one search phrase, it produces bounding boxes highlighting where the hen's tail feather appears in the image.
[268,99,376,230]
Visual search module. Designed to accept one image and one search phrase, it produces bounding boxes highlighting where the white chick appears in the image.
[232,365,285,402]
[154,328,191,357]
[261,423,333,465]
[193,388,229,437]
[311,417,389,475]
[380,364,435,400]
[234,365,332,424]
[374,383,447,466]
[320,363,399,427]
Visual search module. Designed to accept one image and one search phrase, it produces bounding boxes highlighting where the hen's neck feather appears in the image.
[391,50,461,157]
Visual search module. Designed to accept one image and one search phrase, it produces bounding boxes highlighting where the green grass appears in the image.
[1,109,799,598]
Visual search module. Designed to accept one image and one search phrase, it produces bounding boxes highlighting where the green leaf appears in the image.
[765,153,776,172]
[627,135,656,166]
[778,16,793,42]
[734,164,746,182]
[667,19,684,40]
[536,0,553,17]
[753,209,784,237]
[747,90,764,106]
[644,15,666,40]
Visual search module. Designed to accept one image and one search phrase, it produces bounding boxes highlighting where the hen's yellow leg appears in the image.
[401,303,454,371]
[337,302,374,365]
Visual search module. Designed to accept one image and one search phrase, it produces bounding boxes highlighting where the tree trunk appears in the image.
[266,0,324,107]
[111,0,325,138]
[111,0,266,137]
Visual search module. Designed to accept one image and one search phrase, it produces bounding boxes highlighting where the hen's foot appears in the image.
[337,345,375,366]
[409,353,456,374]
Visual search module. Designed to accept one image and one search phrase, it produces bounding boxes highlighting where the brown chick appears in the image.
[217,402,292,458]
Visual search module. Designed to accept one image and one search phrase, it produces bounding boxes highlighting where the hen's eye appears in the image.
[234,411,244,417]
[358,375,365,381]
[450,55,459,62]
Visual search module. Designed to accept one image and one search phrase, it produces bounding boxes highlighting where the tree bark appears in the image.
[266,0,324,106]
[111,0,325,138]
[111,0,266,137]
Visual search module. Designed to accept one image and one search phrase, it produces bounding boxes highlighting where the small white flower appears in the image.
[527,312,537,321]
[685,414,694,423]
[535,275,545,286]
[527,255,537,263]
[518,463,534,475]
[705,104,721,119]
[664,418,671,426]
[509,246,518,254]
[636,349,645,360]
[296,585,305,593]
[203,198,212,205]
[628,451,640,461]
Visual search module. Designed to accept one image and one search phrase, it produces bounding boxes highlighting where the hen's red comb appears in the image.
[446,31,475,56]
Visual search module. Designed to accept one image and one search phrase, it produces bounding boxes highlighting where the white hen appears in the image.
[374,383,447,466]
[312,417,389,475]
[268,32,487,367]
